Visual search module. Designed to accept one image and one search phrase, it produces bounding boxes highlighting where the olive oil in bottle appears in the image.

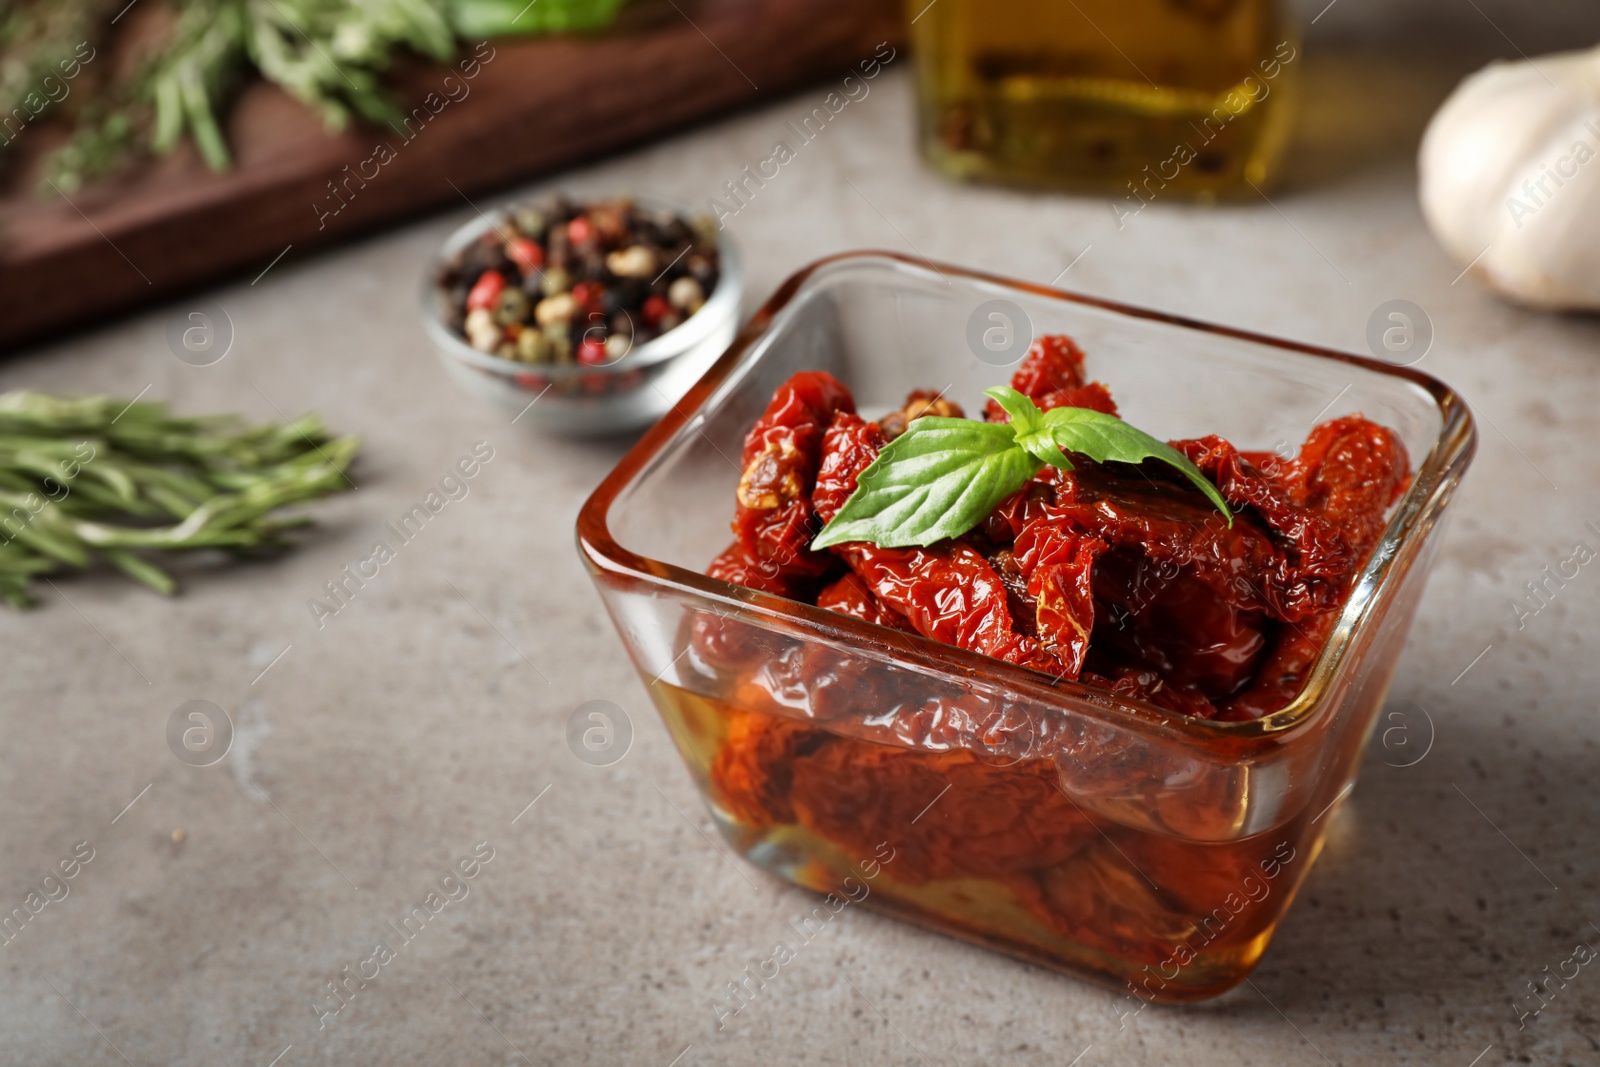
[909,0,1298,203]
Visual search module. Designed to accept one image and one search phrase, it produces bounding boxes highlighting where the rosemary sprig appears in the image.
[28,0,624,188]
[0,390,359,606]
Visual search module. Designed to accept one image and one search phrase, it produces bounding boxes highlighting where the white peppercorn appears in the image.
[606,245,656,278]
[465,308,501,352]
[535,292,577,327]
[668,276,705,313]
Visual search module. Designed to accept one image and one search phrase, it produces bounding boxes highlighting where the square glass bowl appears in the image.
[577,252,1475,1000]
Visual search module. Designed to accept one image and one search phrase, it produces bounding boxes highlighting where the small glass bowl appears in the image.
[577,252,1475,1000]
[421,198,742,436]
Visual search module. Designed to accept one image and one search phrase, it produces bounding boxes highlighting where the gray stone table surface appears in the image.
[3,10,1598,1067]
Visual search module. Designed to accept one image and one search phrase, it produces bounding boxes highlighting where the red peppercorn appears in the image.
[567,216,595,246]
[507,238,544,272]
[577,336,609,365]
[642,294,671,328]
[466,270,506,312]
[570,281,603,312]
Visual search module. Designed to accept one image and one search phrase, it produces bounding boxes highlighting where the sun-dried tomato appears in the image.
[836,541,1071,676]
[1111,827,1295,927]
[1037,381,1120,417]
[1051,457,1332,623]
[708,710,814,828]
[695,542,825,670]
[749,642,952,734]
[994,334,1086,401]
[817,571,916,632]
[981,335,1121,420]
[1277,414,1412,554]
[1215,611,1338,721]
[1079,664,1219,719]
[1011,840,1196,962]
[813,407,1076,676]
[881,389,965,439]
[706,540,810,599]
[1174,435,1356,598]
[995,514,1107,679]
[813,410,889,525]
[733,371,854,580]
[1087,546,1269,701]
[977,481,1052,546]
[786,740,1097,883]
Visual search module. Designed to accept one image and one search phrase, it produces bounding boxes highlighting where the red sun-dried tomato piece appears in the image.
[1036,381,1120,418]
[787,742,1097,883]
[985,512,1108,679]
[1021,528,1106,680]
[1215,610,1339,721]
[1112,828,1298,929]
[1175,435,1356,592]
[813,410,889,525]
[815,410,1090,679]
[1079,665,1220,719]
[817,572,917,632]
[1012,335,1087,396]
[706,541,811,599]
[733,371,856,582]
[977,479,1057,546]
[1052,458,1331,621]
[1280,415,1412,555]
[983,334,1117,421]
[835,540,1070,677]
[695,541,822,670]
[1011,841,1196,963]
[1087,547,1270,700]
[880,389,965,439]
[708,710,816,829]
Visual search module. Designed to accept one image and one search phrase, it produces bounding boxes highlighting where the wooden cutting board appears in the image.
[0,0,904,352]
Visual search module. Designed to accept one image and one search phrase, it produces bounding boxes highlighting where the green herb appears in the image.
[44,0,456,186]
[0,391,358,607]
[0,0,117,151]
[448,0,628,37]
[812,385,1230,550]
[34,0,630,190]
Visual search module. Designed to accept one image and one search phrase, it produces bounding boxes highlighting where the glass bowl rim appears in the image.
[420,194,743,380]
[576,250,1477,749]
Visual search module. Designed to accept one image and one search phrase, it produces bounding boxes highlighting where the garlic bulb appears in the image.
[1418,44,1600,309]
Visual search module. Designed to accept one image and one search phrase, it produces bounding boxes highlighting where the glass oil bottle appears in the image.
[909,0,1299,205]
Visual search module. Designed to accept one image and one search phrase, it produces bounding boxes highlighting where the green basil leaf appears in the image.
[1042,406,1233,523]
[981,386,1041,435]
[811,417,1041,549]
[1017,430,1075,470]
[809,384,1232,554]
[984,385,1074,470]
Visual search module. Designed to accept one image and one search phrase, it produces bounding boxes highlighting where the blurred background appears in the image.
[0,0,1594,348]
